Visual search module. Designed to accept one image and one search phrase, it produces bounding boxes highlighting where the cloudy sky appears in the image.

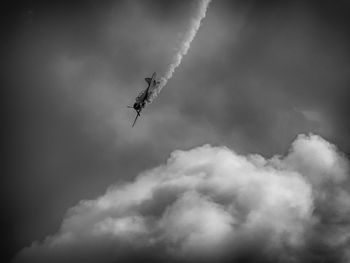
[4,0,350,262]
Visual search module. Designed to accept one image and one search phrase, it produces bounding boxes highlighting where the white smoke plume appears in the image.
[149,0,211,101]
[15,134,350,263]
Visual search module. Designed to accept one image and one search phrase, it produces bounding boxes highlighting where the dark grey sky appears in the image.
[4,0,350,262]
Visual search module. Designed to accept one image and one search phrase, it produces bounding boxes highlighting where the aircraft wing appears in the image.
[135,88,148,103]
[146,80,161,102]
[136,72,157,103]
[145,78,152,85]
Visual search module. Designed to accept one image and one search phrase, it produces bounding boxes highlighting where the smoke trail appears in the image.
[149,0,212,101]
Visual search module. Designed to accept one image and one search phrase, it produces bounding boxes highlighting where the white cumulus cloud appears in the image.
[15,134,350,263]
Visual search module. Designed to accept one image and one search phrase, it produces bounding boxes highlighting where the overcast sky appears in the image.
[4,0,350,262]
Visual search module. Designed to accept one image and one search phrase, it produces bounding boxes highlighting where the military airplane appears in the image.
[128,72,160,127]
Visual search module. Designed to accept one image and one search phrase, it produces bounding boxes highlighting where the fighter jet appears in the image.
[128,72,160,127]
